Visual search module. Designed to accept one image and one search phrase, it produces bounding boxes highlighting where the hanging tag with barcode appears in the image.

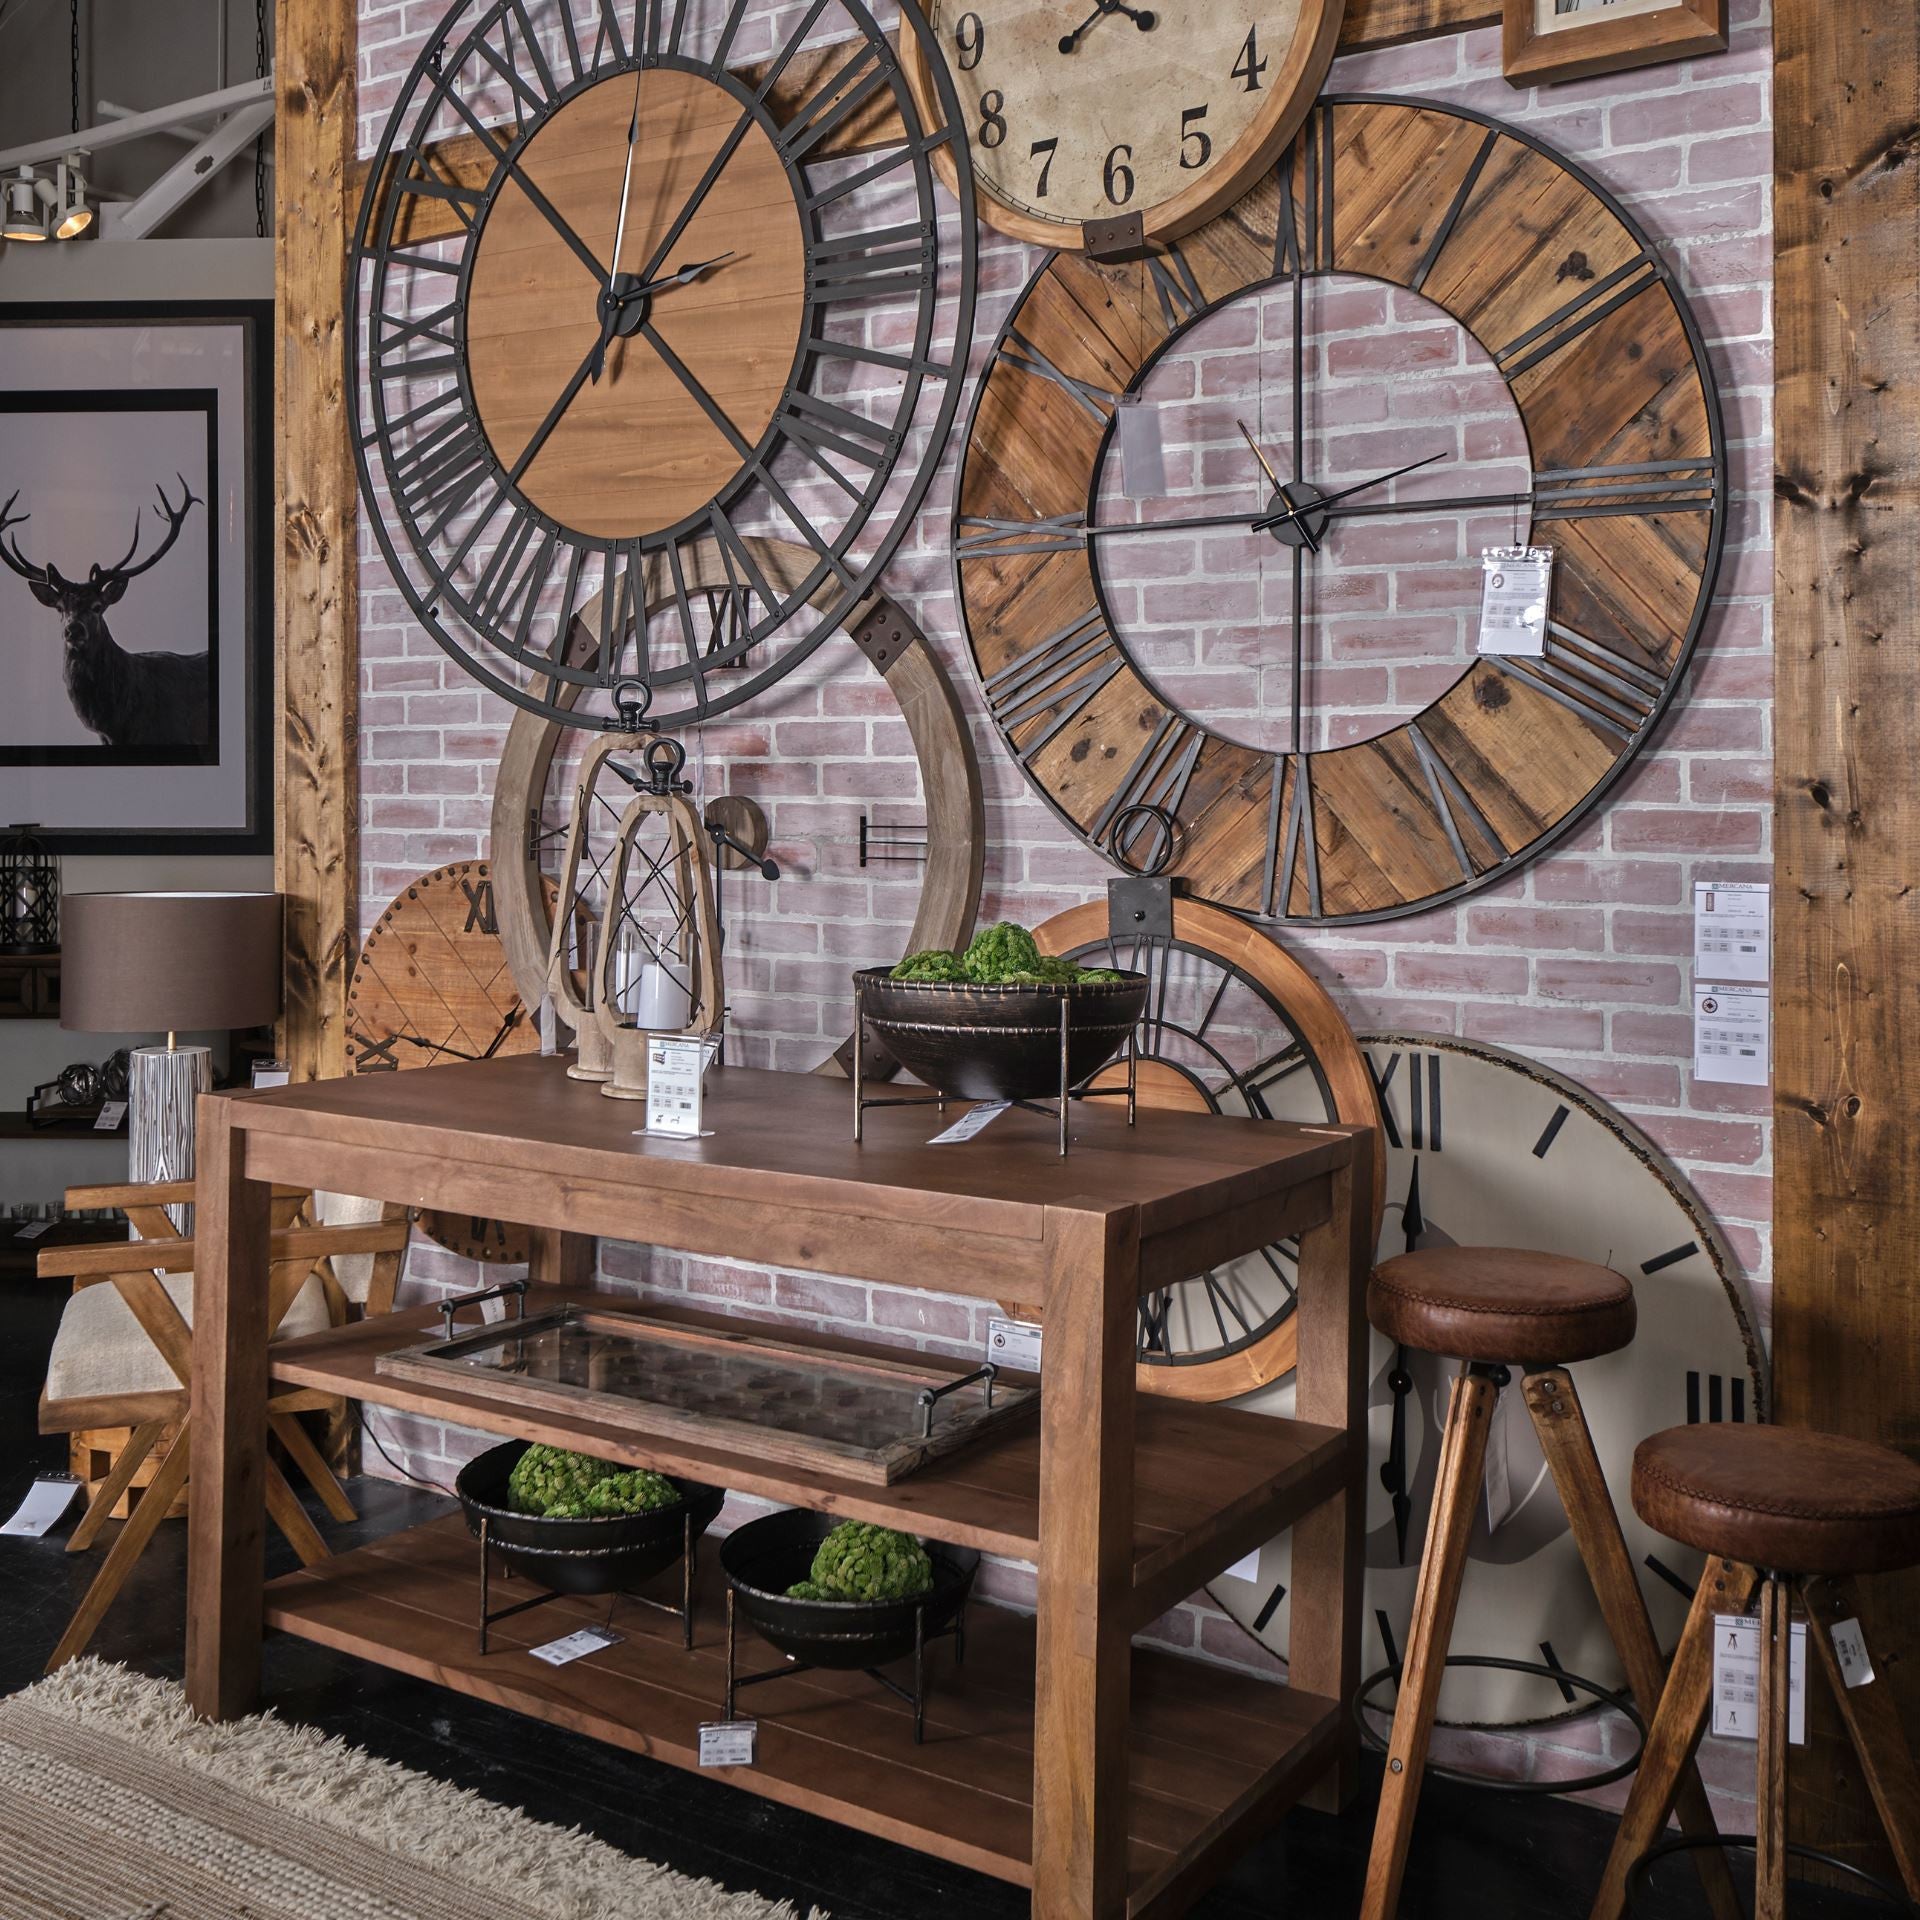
[1477,546,1554,657]
[699,1721,758,1768]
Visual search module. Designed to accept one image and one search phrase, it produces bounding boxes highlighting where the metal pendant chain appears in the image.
[68,0,78,134]
[253,0,268,237]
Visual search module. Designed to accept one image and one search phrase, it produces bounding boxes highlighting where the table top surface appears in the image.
[218,1054,1364,1235]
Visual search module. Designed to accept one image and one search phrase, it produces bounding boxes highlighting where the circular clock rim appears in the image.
[897,0,1348,250]
[951,93,1730,926]
[1027,895,1384,1401]
[350,0,979,734]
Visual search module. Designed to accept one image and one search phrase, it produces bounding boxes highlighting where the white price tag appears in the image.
[699,1720,758,1768]
[250,1061,291,1089]
[1695,881,1770,985]
[94,1100,127,1131]
[929,1101,1010,1145]
[1693,983,1770,1086]
[537,994,558,1057]
[1829,1617,1875,1690]
[643,1036,717,1139]
[1117,394,1167,498]
[0,1475,81,1537]
[1477,546,1554,657]
[1713,1613,1806,1744]
[1223,1547,1262,1584]
[985,1316,1043,1373]
[14,1220,51,1241]
[528,1624,622,1666]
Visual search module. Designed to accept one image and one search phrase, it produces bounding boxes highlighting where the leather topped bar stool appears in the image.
[1590,1424,1920,1920]
[1361,1248,1740,1920]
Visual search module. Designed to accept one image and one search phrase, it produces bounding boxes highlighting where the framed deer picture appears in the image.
[0,302,270,851]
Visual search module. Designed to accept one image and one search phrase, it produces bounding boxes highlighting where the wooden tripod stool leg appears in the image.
[45,1419,194,1672]
[1755,1576,1790,1920]
[1523,1371,1743,1920]
[65,1420,166,1556]
[268,1409,356,1525]
[1360,1364,1498,1920]
[1589,1556,1759,1920]
[1802,1577,1920,1900]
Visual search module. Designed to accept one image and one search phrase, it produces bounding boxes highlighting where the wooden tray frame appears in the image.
[375,1303,1038,1486]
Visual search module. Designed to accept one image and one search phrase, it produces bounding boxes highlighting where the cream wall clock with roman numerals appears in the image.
[1229,1032,1765,1726]
[951,96,1727,924]
[352,0,975,732]
[899,0,1345,250]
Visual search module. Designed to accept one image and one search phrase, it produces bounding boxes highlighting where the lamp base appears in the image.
[129,1044,212,1234]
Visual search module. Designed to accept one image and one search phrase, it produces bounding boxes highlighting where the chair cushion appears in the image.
[1634,1424,1920,1577]
[1369,1247,1636,1366]
[312,1190,395,1305]
[45,1270,330,1405]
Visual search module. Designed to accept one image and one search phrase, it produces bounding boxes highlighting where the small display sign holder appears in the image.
[642,1035,721,1139]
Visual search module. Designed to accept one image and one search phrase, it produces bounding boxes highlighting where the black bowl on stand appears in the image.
[719,1507,979,1742]
[456,1438,724,1652]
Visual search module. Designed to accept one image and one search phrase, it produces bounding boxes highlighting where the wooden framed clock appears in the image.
[1229,1032,1765,1725]
[346,860,546,1264]
[352,0,976,731]
[898,0,1344,251]
[952,96,1727,924]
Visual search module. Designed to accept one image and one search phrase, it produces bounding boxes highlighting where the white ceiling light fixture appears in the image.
[1,165,47,241]
[51,151,91,238]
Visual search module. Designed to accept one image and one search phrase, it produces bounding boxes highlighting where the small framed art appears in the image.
[1504,0,1727,87]
[0,301,271,852]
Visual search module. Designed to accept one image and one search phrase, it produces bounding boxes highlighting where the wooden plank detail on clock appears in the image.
[952,95,1726,925]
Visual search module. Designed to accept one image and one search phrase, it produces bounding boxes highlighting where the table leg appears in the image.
[1031,1209,1138,1920]
[1288,1154,1366,1812]
[185,1094,273,1720]
[528,1226,595,1292]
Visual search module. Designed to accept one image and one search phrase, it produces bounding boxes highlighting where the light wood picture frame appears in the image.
[1504,0,1727,86]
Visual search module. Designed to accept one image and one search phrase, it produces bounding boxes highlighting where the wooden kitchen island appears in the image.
[187,1053,1370,1920]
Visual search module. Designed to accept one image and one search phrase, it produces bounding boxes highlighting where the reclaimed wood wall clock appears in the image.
[346,860,548,1263]
[898,0,1345,251]
[351,0,976,731]
[1227,1032,1764,1725]
[1029,897,1383,1400]
[952,96,1726,925]
[489,536,986,1076]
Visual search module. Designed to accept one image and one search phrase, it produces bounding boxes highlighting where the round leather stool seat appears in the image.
[1368,1247,1635,1366]
[1633,1424,1920,1577]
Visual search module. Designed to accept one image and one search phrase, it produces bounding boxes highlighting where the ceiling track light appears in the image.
[52,152,92,239]
[1,165,48,241]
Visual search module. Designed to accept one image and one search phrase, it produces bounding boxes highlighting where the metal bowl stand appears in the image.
[476,1508,701,1655]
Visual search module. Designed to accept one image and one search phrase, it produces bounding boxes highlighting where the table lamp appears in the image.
[61,892,283,1201]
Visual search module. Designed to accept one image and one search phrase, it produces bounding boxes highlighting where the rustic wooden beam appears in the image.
[275,0,358,1086]
[1773,0,1920,1881]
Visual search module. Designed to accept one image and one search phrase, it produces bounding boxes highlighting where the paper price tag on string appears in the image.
[1830,1617,1875,1689]
[94,1101,127,1132]
[929,1101,1010,1145]
[699,1721,758,1768]
[14,1220,51,1242]
[529,1624,622,1667]
[1476,547,1554,657]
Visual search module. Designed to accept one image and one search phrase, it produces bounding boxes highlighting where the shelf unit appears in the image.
[0,954,58,1020]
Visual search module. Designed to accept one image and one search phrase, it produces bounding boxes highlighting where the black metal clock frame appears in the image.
[352,0,978,731]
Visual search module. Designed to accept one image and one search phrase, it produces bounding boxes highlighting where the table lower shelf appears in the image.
[265,1516,1341,1917]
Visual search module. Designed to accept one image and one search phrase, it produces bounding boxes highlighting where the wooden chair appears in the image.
[36,1179,411,1671]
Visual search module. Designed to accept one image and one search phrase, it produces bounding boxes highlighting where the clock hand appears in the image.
[1060,0,1157,49]
[633,250,738,298]
[631,99,761,290]
[1239,417,1321,556]
[1083,506,1295,541]
[480,1003,527,1060]
[1380,1156,1427,1565]
[398,1033,481,1062]
[1252,450,1448,534]
[591,58,650,384]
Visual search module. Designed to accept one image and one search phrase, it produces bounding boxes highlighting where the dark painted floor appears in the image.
[0,1277,1878,1919]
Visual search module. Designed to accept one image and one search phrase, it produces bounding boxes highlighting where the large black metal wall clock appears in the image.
[351,0,977,730]
[951,96,1727,923]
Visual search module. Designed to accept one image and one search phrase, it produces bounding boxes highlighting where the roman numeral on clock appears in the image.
[461,877,499,936]
[1367,1048,1444,1151]
[391,416,494,531]
[955,513,1089,559]
[998,328,1124,422]
[1273,755,1321,918]
[774,393,892,503]
[353,1032,400,1073]
[1088,713,1202,849]
[1146,243,1208,333]
[776,37,892,165]
[807,221,934,303]
[1495,250,1661,375]
[982,610,1123,759]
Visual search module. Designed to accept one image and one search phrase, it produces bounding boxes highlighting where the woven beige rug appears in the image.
[0,1658,824,1920]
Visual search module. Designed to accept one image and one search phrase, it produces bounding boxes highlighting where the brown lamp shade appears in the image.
[61,891,283,1034]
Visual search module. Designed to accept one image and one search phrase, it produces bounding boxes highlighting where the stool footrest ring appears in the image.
[1354,1653,1647,1796]
[1625,1833,1920,1916]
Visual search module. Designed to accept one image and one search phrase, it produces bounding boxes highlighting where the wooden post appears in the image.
[274,0,359,1085]
[1772,0,1920,1877]
[1030,1207,1138,1920]
[1288,1149,1365,1814]
[185,1095,273,1719]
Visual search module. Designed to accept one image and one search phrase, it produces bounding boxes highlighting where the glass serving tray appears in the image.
[374,1303,1039,1485]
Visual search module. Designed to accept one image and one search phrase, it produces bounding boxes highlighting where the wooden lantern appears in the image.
[590,737,724,1102]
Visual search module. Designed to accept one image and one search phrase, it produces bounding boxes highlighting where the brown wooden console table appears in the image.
[186,1052,1370,1920]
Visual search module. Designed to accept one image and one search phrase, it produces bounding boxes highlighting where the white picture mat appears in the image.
[1536,0,1684,32]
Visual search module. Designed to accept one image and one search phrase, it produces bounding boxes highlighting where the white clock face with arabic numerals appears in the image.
[1238,1032,1765,1726]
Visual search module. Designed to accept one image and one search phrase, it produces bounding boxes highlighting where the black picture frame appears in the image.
[0,300,272,853]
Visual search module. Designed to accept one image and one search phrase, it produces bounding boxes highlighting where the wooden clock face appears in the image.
[352,0,975,732]
[347,860,542,1264]
[952,97,1727,924]
[1227,1033,1764,1725]
[900,0,1343,249]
